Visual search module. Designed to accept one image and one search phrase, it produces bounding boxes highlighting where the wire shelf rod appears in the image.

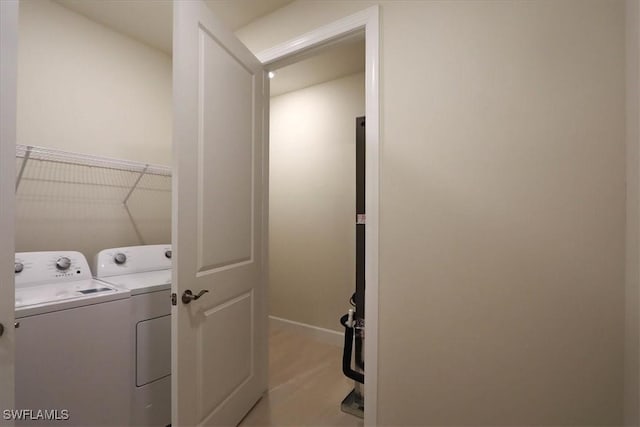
[15,144,171,176]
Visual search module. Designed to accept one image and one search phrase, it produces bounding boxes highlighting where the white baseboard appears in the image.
[269,315,344,347]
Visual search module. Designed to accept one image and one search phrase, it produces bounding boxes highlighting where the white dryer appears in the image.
[94,244,172,427]
[14,251,131,426]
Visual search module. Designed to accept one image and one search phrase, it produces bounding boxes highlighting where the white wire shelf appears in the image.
[15,144,172,245]
[16,144,171,177]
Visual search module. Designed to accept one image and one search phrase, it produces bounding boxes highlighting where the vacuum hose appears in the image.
[340,313,364,384]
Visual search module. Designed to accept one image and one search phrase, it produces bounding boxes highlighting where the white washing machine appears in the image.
[94,244,172,427]
[14,251,132,427]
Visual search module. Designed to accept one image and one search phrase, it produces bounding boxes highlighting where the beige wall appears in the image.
[16,0,171,263]
[240,1,627,425]
[269,72,364,332]
[626,1,640,425]
[17,0,172,165]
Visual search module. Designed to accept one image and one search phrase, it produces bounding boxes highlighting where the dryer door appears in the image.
[137,315,171,386]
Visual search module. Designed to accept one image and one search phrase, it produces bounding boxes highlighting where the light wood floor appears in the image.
[239,324,363,427]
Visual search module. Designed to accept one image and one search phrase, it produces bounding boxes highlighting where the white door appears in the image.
[0,0,18,414]
[172,1,268,426]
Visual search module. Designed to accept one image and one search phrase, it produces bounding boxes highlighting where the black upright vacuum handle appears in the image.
[340,314,364,384]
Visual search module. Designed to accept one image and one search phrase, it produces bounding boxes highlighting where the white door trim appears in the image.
[256,6,380,425]
[0,0,18,413]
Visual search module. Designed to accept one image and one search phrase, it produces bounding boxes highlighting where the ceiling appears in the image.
[54,0,294,54]
[204,0,294,32]
[269,35,365,97]
[53,0,364,96]
[55,0,171,53]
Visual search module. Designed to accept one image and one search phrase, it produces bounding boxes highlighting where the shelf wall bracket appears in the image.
[15,145,32,193]
[122,164,149,244]
[123,203,146,245]
[123,164,149,205]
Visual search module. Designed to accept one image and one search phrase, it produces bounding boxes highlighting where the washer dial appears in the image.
[56,257,71,271]
[114,253,127,265]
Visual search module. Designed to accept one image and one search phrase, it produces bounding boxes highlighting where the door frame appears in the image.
[0,0,18,413]
[256,6,380,424]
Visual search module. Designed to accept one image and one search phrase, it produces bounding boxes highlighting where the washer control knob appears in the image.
[15,262,24,274]
[114,253,127,265]
[56,257,71,271]
[165,250,172,259]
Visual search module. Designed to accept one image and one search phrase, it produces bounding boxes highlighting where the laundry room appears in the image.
[15,0,172,259]
[14,2,174,425]
[12,0,366,425]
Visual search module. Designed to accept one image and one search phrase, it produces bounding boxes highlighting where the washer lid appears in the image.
[98,270,171,295]
[15,279,130,317]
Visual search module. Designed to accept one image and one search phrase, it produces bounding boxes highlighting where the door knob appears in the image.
[182,289,209,304]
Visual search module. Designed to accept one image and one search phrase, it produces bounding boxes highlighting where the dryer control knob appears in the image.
[114,253,127,265]
[14,262,23,274]
[165,250,172,259]
[56,257,71,271]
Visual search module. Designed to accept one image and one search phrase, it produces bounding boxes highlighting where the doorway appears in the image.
[256,8,380,422]
[241,34,365,425]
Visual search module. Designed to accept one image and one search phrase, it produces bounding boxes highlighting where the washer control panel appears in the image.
[15,251,92,287]
[94,244,172,277]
